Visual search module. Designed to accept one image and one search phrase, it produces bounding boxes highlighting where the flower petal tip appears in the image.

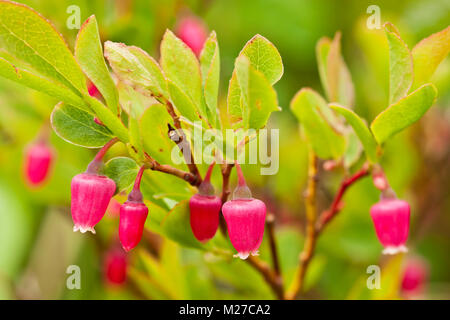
[233,252,250,260]
[382,245,408,255]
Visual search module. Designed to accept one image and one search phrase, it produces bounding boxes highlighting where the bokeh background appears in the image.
[0,0,449,299]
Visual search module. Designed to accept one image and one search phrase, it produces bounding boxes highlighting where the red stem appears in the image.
[316,165,370,232]
[234,160,246,187]
[133,165,146,191]
[94,137,119,162]
[203,161,216,183]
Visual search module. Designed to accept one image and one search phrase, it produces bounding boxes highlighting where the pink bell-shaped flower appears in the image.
[370,197,410,255]
[401,257,428,298]
[189,162,221,243]
[104,248,127,285]
[119,166,149,251]
[71,139,117,233]
[176,15,208,56]
[24,140,54,187]
[222,162,266,259]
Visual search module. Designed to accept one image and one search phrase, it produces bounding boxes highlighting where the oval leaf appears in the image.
[370,84,437,144]
[411,25,450,90]
[51,102,114,148]
[384,23,413,105]
[75,16,119,114]
[290,88,346,159]
[104,157,139,194]
[0,57,86,109]
[325,32,355,107]
[330,104,378,163]
[140,104,175,165]
[0,1,87,94]
[235,56,279,129]
[200,31,220,126]
[160,30,205,118]
[240,34,283,85]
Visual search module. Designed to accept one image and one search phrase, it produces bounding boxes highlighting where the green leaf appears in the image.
[104,41,165,97]
[144,201,169,234]
[411,26,450,90]
[75,16,119,114]
[104,157,139,194]
[200,31,220,126]
[117,82,151,118]
[326,32,354,107]
[167,80,202,123]
[316,33,354,107]
[139,103,174,164]
[0,1,87,94]
[0,57,86,109]
[51,102,114,148]
[290,88,346,159]
[330,104,378,163]
[83,95,129,143]
[226,34,283,126]
[343,130,363,168]
[370,84,437,144]
[226,72,243,122]
[384,23,413,105]
[128,115,144,160]
[160,30,205,119]
[316,37,331,99]
[240,34,283,85]
[235,56,279,129]
[127,46,168,97]
[160,200,203,249]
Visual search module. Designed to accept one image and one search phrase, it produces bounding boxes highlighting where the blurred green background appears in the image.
[0,0,449,299]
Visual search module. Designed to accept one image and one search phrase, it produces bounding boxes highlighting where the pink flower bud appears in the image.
[119,166,148,251]
[119,201,148,252]
[222,162,266,259]
[88,82,100,97]
[71,173,116,233]
[176,16,208,56]
[104,249,127,285]
[401,257,428,298]
[189,162,221,242]
[70,138,118,233]
[370,198,410,255]
[24,141,54,187]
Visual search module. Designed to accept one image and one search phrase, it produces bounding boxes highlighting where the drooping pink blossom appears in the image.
[119,166,149,251]
[370,198,410,255]
[176,16,208,56]
[189,162,221,243]
[71,173,116,233]
[24,141,54,187]
[104,248,127,285]
[222,162,266,259]
[401,257,428,298]
[70,138,117,233]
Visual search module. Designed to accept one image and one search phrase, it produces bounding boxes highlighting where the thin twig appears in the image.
[246,256,285,300]
[143,152,201,187]
[287,151,318,300]
[316,163,370,233]
[218,163,234,235]
[168,124,202,185]
[266,214,281,278]
[287,160,370,300]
